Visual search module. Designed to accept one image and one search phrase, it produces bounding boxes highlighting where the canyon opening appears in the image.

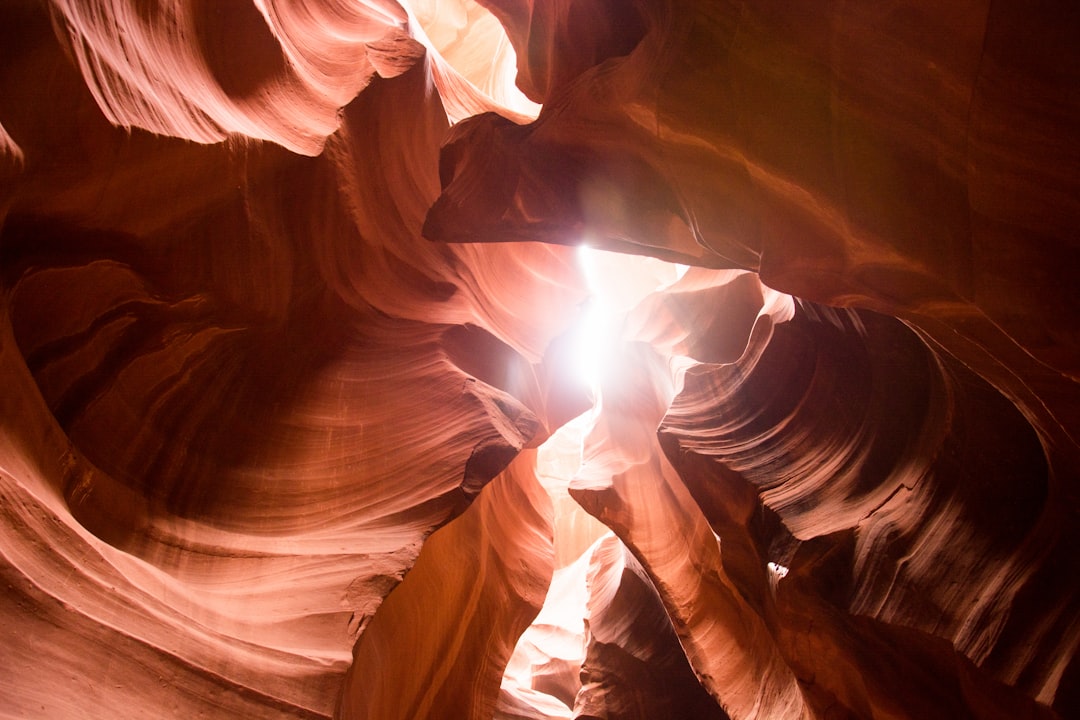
[1,1,1078,719]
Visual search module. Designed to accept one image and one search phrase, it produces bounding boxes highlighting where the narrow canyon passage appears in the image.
[1,0,1078,719]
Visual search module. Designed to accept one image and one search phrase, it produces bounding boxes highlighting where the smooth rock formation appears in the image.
[1,0,1077,718]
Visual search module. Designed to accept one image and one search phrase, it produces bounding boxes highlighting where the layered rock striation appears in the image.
[1,0,1077,718]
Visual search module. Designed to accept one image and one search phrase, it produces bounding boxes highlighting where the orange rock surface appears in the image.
[0,0,1077,718]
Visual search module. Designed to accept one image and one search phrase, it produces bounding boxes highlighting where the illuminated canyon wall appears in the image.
[1,0,1078,718]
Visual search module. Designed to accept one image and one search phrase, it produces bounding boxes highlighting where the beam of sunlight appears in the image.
[499,245,703,713]
[572,244,688,394]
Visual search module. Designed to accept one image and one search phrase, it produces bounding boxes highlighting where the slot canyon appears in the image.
[1,0,1079,718]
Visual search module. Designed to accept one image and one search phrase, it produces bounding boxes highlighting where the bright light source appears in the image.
[573,246,622,393]
[577,244,684,309]
[767,561,789,579]
[572,245,690,392]
[573,298,618,392]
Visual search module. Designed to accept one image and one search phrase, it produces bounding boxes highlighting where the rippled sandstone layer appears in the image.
[1,0,1077,718]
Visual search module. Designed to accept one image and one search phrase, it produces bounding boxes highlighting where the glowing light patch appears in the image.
[767,561,789,579]
[502,248,701,704]
[573,298,617,392]
[572,244,689,391]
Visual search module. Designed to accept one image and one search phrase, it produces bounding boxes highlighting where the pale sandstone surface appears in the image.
[0,0,1077,718]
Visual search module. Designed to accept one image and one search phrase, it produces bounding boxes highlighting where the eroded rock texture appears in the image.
[0,0,1077,718]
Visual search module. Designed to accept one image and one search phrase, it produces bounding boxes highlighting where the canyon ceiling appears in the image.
[1,0,1079,718]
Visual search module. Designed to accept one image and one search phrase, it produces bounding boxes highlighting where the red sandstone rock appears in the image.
[0,0,1077,718]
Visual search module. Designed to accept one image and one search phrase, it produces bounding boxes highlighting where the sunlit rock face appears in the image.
[1,1,1077,719]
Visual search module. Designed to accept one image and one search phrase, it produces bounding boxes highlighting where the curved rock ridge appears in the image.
[46,0,536,154]
[0,0,1077,718]
[660,304,1067,718]
[423,0,1080,487]
[404,0,541,122]
[337,449,555,720]
[2,2,587,716]
[422,0,1079,713]
[568,338,811,719]
[573,533,731,720]
[475,0,652,104]
[495,531,733,720]
[47,0,411,154]
[0,295,348,719]
[496,538,591,719]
